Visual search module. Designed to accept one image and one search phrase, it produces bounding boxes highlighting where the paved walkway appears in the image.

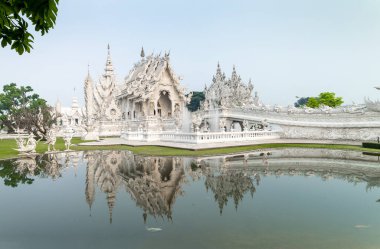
[78,138,361,150]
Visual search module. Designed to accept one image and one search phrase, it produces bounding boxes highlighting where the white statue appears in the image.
[243,120,249,131]
[219,119,227,132]
[63,128,74,151]
[45,124,57,152]
[14,133,38,154]
[192,114,203,132]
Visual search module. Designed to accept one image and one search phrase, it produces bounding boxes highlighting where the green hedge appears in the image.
[362,142,380,149]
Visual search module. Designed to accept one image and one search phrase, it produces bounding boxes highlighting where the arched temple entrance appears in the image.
[157,91,172,118]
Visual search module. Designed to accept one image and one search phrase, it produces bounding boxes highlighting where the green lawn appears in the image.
[0,137,378,160]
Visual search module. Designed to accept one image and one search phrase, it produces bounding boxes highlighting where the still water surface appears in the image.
[0,149,380,249]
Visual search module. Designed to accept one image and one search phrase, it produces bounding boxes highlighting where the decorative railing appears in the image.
[121,130,281,144]
[197,108,380,126]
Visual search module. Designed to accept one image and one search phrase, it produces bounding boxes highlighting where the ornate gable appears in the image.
[119,52,187,102]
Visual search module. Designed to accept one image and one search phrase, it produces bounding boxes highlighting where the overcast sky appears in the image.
[1,0,380,107]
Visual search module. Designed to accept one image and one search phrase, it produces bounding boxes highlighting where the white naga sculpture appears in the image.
[14,133,38,154]
[45,124,57,152]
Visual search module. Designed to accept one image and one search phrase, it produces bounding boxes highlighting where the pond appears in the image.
[0,148,380,249]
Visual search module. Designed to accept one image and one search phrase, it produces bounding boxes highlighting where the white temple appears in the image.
[54,45,380,143]
[55,97,85,136]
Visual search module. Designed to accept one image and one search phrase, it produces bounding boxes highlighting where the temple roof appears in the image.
[203,63,257,108]
[118,52,187,101]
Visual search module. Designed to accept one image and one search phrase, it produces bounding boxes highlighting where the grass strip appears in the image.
[0,138,379,160]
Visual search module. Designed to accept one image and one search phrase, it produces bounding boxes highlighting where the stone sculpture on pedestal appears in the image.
[45,124,57,152]
[14,133,38,155]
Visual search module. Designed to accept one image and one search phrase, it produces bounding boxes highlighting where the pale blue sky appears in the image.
[1,0,380,106]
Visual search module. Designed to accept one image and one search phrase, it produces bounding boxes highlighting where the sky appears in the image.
[1,0,380,107]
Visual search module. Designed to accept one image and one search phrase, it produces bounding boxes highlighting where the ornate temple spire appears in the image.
[230,65,240,85]
[104,44,114,76]
[213,62,225,83]
[232,65,237,77]
[84,64,94,125]
[85,158,95,212]
[71,96,79,110]
[248,78,253,91]
[107,192,116,224]
[84,64,93,83]
[140,46,145,58]
[216,62,222,74]
[143,212,147,224]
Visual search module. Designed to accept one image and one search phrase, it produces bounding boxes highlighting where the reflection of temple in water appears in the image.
[205,171,257,214]
[84,151,185,223]
[189,158,260,214]
[6,148,380,222]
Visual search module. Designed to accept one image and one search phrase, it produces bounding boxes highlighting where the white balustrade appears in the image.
[121,130,281,144]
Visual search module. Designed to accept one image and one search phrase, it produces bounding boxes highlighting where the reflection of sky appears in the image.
[1,0,380,106]
[0,153,380,248]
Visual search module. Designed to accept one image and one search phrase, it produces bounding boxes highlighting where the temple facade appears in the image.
[55,97,86,136]
[117,50,191,132]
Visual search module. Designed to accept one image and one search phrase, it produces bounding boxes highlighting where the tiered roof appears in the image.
[118,52,187,101]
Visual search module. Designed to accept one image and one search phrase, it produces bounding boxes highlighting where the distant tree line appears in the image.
[294,92,343,108]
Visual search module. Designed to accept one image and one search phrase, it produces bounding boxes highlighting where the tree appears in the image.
[186,91,205,112]
[0,0,59,54]
[294,97,309,107]
[0,83,56,138]
[306,97,320,108]
[318,92,343,108]
[306,92,344,108]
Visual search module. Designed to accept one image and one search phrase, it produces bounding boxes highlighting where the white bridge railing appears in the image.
[121,130,281,144]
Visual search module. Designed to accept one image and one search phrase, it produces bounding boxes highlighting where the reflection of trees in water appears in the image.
[0,152,81,187]
[0,158,35,187]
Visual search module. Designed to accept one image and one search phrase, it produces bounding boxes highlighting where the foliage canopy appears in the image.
[0,0,59,54]
[305,92,344,108]
[294,97,309,107]
[0,83,56,137]
[187,91,205,112]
